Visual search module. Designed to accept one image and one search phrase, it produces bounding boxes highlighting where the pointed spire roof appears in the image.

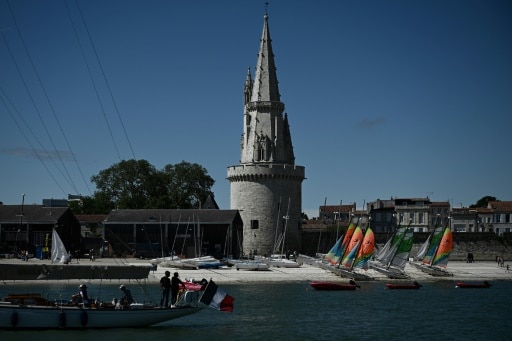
[250,13,280,103]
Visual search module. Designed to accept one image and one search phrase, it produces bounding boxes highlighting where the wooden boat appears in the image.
[0,291,202,329]
[385,281,422,289]
[455,281,492,289]
[309,280,360,291]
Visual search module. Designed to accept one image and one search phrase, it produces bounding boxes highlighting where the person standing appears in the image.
[160,270,171,307]
[119,284,134,306]
[78,284,90,307]
[171,272,185,307]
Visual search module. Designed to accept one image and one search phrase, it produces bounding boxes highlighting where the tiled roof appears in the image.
[75,215,107,222]
[320,204,356,213]
[488,201,512,211]
[0,205,69,223]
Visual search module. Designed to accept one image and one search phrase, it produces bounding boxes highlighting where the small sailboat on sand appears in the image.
[370,223,414,279]
[410,226,453,276]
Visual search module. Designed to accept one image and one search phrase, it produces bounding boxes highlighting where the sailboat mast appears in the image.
[280,198,291,256]
[273,196,282,254]
[170,215,181,258]
[386,218,412,269]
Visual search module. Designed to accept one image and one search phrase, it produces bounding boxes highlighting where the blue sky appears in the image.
[1,0,511,218]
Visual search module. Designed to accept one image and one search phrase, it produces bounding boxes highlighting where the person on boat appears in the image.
[160,270,171,307]
[119,284,134,306]
[171,272,186,307]
[75,284,90,307]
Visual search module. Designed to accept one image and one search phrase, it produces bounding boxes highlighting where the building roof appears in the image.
[75,215,107,223]
[319,204,356,213]
[104,209,242,225]
[0,205,69,223]
[488,201,512,211]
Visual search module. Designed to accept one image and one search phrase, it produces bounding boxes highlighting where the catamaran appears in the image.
[370,225,414,279]
[409,226,453,276]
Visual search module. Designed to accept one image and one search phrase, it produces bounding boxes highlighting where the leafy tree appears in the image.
[89,159,215,212]
[162,161,215,209]
[470,196,498,208]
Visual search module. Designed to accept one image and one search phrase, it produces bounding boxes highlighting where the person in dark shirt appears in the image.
[171,272,185,307]
[76,284,90,307]
[119,284,134,306]
[160,270,171,307]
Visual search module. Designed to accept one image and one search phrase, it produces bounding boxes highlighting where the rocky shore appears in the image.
[1,256,511,285]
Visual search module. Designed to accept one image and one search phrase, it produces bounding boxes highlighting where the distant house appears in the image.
[102,209,243,259]
[0,204,81,256]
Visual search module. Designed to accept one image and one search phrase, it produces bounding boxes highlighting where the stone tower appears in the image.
[227,12,305,257]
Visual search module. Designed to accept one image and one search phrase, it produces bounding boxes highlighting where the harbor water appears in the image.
[1,280,510,340]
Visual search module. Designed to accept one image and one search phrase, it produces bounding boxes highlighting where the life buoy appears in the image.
[10,310,18,327]
[80,309,88,327]
[58,311,66,328]
[183,291,196,305]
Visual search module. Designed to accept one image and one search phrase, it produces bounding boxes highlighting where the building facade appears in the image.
[227,12,305,256]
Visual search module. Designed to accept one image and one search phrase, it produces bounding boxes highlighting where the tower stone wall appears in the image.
[228,164,304,255]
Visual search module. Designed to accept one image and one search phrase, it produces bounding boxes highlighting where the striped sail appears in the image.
[353,228,375,270]
[432,227,453,267]
[422,226,445,265]
[341,226,363,268]
[325,223,356,265]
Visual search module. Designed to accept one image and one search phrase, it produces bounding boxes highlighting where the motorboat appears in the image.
[455,281,492,289]
[385,281,422,289]
[309,280,360,291]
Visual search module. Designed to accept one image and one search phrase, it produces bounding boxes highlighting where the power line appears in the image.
[1,29,78,193]
[75,0,136,160]
[64,0,122,161]
[0,87,67,196]
[6,0,92,195]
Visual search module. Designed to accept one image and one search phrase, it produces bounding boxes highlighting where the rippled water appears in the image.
[1,280,510,340]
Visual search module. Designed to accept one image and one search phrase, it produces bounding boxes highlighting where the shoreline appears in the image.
[1,257,511,285]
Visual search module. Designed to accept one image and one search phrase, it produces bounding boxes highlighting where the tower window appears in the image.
[251,220,259,229]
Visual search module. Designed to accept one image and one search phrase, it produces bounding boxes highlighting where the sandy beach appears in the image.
[2,256,510,285]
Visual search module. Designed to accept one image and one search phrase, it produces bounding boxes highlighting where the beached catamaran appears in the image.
[370,224,414,279]
[410,226,453,276]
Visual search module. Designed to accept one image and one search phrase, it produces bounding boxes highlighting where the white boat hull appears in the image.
[409,261,453,276]
[0,304,202,329]
[235,262,270,271]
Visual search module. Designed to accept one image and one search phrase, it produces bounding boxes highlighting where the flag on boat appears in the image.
[200,280,234,312]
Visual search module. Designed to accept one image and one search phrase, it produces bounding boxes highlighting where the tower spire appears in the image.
[250,12,280,103]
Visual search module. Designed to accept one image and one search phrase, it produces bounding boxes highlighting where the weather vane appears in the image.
[265,2,269,14]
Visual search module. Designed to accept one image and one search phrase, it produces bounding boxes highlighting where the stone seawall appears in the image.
[0,261,151,281]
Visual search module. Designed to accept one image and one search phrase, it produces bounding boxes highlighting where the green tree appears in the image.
[89,159,215,211]
[470,196,498,208]
[162,161,215,209]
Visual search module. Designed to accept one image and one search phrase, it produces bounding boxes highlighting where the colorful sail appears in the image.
[389,228,414,270]
[324,223,355,265]
[353,227,375,270]
[341,226,363,268]
[432,227,453,267]
[421,225,445,265]
[325,236,343,265]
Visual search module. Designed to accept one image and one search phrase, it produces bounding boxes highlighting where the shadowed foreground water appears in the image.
[1,280,510,340]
